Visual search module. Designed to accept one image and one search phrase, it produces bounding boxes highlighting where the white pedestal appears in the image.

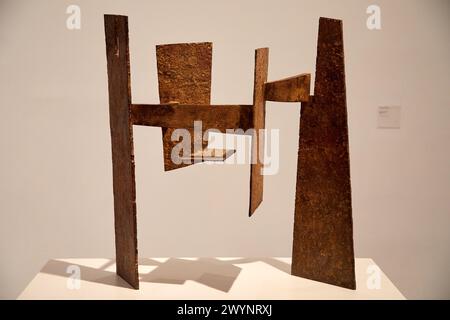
[18,258,405,300]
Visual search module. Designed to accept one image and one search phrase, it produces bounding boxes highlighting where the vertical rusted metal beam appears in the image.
[104,15,139,289]
[291,18,356,289]
[249,48,268,216]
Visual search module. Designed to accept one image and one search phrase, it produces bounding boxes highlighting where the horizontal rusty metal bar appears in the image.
[265,73,311,102]
[130,104,254,131]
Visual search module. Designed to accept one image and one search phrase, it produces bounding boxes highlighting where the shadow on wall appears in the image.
[41,257,291,293]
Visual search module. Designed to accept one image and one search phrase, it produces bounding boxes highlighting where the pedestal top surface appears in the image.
[18,258,405,300]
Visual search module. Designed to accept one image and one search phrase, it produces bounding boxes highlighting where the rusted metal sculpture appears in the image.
[104,14,355,290]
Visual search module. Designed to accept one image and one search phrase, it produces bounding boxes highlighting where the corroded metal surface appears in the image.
[265,74,311,102]
[156,42,212,171]
[249,48,268,216]
[104,15,139,289]
[291,17,356,289]
[105,14,356,291]
[131,104,253,131]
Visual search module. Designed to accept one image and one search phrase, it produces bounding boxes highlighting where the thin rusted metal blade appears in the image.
[249,48,268,216]
[104,14,139,289]
[291,17,356,289]
[156,42,212,171]
[181,148,236,162]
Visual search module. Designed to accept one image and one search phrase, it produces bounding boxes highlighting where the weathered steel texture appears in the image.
[265,74,311,102]
[249,48,268,216]
[130,104,253,131]
[104,15,139,289]
[291,17,356,289]
[156,42,212,171]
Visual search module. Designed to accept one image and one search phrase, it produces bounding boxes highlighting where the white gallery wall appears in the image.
[0,0,449,299]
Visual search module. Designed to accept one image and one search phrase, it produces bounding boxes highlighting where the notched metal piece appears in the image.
[156,42,213,171]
